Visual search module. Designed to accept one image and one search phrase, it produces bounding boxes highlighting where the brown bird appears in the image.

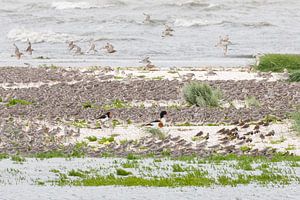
[241,124,250,129]
[245,138,252,143]
[204,133,209,140]
[265,130,275,136]
[217,128,225,133]
[195,131,204,137]
[259,134,265,140]
[263,122,269,126]
[13,44,23,59]
[254,130,260,134]
[244,131,253,136]
[253,124,260,130]
[25,39,34,55]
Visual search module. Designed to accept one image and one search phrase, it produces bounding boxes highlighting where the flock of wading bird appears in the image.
[12,13,233,63]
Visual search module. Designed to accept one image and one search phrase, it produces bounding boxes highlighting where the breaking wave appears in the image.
[7,28,81,43]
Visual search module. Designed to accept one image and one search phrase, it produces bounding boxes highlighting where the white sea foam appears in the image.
[51,1,97,10]
[174,18,223,27]
[7,28,79,43]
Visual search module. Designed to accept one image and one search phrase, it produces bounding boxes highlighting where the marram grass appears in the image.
[183,82,221,107]
[255,54,300,72]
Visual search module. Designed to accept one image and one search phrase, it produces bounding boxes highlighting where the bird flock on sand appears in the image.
[12,13,232,61]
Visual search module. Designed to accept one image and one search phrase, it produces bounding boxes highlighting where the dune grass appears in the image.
[183,82,221,107]
[288,71,300,82]
[255,54,300,72]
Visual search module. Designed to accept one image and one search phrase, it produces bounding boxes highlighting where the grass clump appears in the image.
[245,96,260,108]
[71,119,88,128]
[98,136,115,145]
[86,136,97,142]
[0,153,9,160]
[270,136,286,144]
[288,71,300,82]
[35,151,65,159]
[183,82,221,107]
[255,54,300,72]
[146,128,166,140]
[11,155,26,163]
[6,99,32,107]
[127,153,139,160]
[291,112,300,136]
[172,164,185,172]
[70,142,88,157]
[82,102,95,109]
[103,99,130,110]
[68,169,86,178]
[116,168,132,176]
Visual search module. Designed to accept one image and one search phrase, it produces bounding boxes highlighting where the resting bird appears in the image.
[97,112,112,128]
[145,111,167,128]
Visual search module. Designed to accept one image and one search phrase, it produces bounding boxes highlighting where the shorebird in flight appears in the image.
[68,41,76,51]
[13,44,23,59]
[74,45,83,55]
[165,24,174,32]
[86,40,97,54]
[25,39,34,55]
[215,35,232,56]
[103,43,116,53]
[143,13,151,24]
[140,56,151,64]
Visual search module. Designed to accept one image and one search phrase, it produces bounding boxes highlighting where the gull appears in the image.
[13,44,23,59]
[86,40,97,54]
[25,39,34,55]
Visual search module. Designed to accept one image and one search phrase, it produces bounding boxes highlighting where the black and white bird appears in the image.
[97,112,112,128]
[145,111,167,128]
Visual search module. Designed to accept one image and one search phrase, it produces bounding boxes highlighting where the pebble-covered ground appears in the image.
[0,66,299,157]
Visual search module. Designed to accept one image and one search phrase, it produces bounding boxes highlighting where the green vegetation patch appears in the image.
[245,96,260,108]
[6,99,32,107]
[116,168,132,176]
[183,82,221,107]
[288,71,300,82]
[145,128,166,140]
[11,155,26,163]
[255,54,300,72]
[86,136,98,142]
[102,99,130,110]
[98,136,115,145]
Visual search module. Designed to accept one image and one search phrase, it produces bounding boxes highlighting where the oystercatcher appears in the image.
[97,112,112,128]
[145,111,167,128]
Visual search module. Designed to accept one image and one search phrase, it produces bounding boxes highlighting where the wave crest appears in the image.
[174,18,223,27]
[7,28,79,43]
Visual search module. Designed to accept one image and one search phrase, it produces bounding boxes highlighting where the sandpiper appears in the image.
[165,24,174,32]
[145,111,167,128]
[215,35,232,56]
[140,56,151,65]
[143,13,151,24]
[68,41,76,51]
[25,39,34,55]
[103,43,116,53]
[86,40,97,54]
[13,44,23,59]
[74,45,83,55]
